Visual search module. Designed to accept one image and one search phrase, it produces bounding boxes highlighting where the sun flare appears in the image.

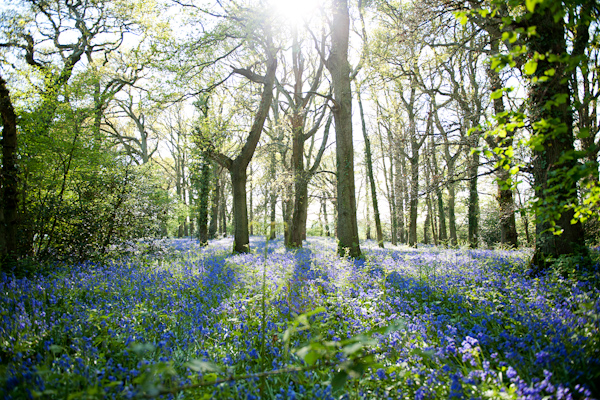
[269,0,321,25]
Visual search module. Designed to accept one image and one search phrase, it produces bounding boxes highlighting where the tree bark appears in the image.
[322,192,330,236]
[230,166,250,252]
[435,109,459,246]
[249,167,254,236]
[486,39,519,247]
[209,166,220,239]
[383,126,398,245]
[430,134,447,244]
[358,90,384,247]
[220,188,227,237]
[197,161,211,245]
[269,153,277,240]
[398,153,408,243]
[285,26,327,248]
[0,74,19,266]
[326,0,361,258]
[408,141,419,247]
[283,183,293,246]
[467,135,480,248]
[210,47,277,253]
[447,167,458,247]
[528,5,585,270]
[289,175,309,247]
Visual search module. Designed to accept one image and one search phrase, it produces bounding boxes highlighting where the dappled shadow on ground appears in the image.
[0,238,242,398]
[363,245,600,398]
[2,236,598,399]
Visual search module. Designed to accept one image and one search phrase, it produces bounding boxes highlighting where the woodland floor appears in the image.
[1,237,599,399]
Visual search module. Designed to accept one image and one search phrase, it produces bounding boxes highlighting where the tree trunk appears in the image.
[0,74,19,267]
[429,136,447,244]
[486,39,519,247]
[332,194,338,238]
[423,205,430,245]
[365,186,371,240]
[249,167,254,236]
[176,163,184,238]
[447,162,458,246]
[358,91,384,247]
[425,147,438,246]
[428,195,438,246]
[398,153,407,243]
[516,187,532,246]
[497,168,518,246]
[383,127,398,245]
[290,177,309,247]
[209,167,220,239]
[326,0,360,258]
[289,111,308,247]
[220,191,227,237]
[210,48,277,253]
[528,6,584,270]
[467,136,479,248]
[408,139,419,247]
[430,123,447,246]
[283,184,293,246]
[266,148,277,240]
[322,193,330,236]
[230,166,250,253]
[197,161,211,245]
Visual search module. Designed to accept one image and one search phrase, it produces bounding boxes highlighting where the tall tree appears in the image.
[0,74,18,266]
[486,56,519,246]
[357,88,384,247]
[208,165,221,239]
[434,106,461,246]
[196,160,211,245]
[525,1,586,269]
[325,0,361,258]
[210,42,277,253]
[278,26,329,248]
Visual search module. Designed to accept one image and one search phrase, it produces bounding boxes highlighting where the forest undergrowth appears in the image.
[1,237,599,399]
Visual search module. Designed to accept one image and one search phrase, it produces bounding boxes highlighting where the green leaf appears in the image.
[203,373,218,383]
[304,350,320,366]
[524,59,538,75]
[554,93,568,104]
[502,31,518,44]
[526,0,541,12]
[490,89,504,100]
[331,370,349,393]
[454,11,468,25]
[577,128,590,139]
[491,58,502,71]
[509,166,519,175]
